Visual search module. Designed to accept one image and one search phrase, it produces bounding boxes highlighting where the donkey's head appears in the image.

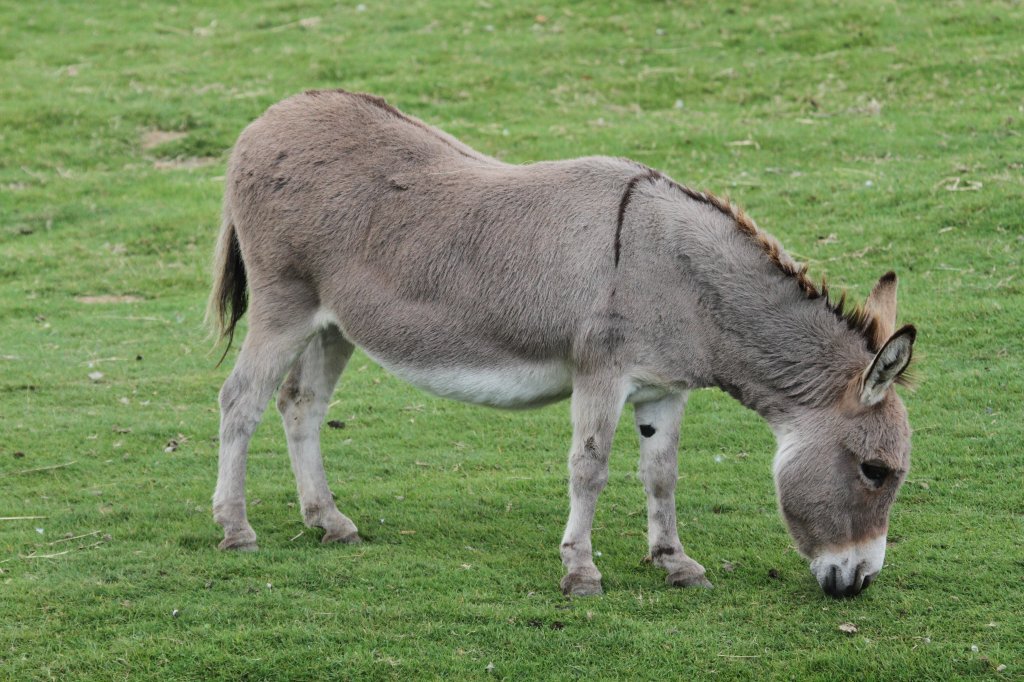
[773,273,915,597]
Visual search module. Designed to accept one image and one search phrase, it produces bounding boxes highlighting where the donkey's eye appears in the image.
[860,461,890,485]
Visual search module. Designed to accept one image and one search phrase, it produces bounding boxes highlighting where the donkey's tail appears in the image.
[206,201,248,366]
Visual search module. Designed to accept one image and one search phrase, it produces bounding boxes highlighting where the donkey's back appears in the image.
[222,90,646,373]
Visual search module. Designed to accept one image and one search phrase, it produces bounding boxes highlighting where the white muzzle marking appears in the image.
[810,534,887,594]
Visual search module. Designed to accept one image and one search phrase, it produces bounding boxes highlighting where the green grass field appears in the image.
[2,1,1022,679]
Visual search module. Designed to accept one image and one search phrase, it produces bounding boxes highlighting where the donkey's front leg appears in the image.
[560,376,628,596]
[636,392,712,589]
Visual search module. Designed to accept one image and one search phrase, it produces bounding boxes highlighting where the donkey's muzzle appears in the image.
[819,563,878,598]
[810,534,887,598]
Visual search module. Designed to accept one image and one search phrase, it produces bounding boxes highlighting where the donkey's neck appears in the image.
[666,197,872,425]
[705,316,863,425]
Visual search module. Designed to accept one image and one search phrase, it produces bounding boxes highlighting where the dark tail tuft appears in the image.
[206,211,248,366]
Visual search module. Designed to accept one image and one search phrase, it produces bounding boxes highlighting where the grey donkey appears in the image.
[208,90,915,598]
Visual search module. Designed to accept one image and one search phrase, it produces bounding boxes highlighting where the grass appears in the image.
[1,0,1022,679]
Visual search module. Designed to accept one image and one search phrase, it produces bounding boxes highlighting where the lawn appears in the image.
[1,1,1022,679]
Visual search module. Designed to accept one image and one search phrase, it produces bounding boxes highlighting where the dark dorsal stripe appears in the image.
[306,89,480,162]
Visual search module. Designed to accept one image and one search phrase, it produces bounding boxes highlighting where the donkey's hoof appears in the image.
[666,571,713,589]
[560,572,603,597]
[322,530,362,544]
[218,531,258,552]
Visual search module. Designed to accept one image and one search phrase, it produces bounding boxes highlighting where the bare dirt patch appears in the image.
[141,130,188,150]
[152,157,217,170]
[75,295,144,304]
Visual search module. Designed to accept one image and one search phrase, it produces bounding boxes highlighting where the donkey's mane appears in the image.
[627,166,881,352]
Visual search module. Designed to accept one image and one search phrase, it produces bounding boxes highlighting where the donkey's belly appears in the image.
[368,355,573,409]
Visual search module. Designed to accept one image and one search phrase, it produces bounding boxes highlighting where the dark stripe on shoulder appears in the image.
[614,169,661,267]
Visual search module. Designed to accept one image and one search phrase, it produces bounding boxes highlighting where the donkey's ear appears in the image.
[864,271,898,348]
[860,325,916,406]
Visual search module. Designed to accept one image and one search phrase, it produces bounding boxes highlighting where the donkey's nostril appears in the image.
[823,565,840,597]
[853,562,866,590]
[812,539,885,598]
[820,564,870,598]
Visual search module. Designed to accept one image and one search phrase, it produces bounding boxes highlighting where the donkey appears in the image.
[208,89,915,598]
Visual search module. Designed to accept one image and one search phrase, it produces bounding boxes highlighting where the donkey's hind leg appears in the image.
[635,392,712,588]
[214,314,314,551]
[276,324,361,544]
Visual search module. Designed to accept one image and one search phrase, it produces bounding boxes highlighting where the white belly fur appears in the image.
[315,310,670,409]
[371,357,673,409]
[313,310,572,408]
[370,355,574,409]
